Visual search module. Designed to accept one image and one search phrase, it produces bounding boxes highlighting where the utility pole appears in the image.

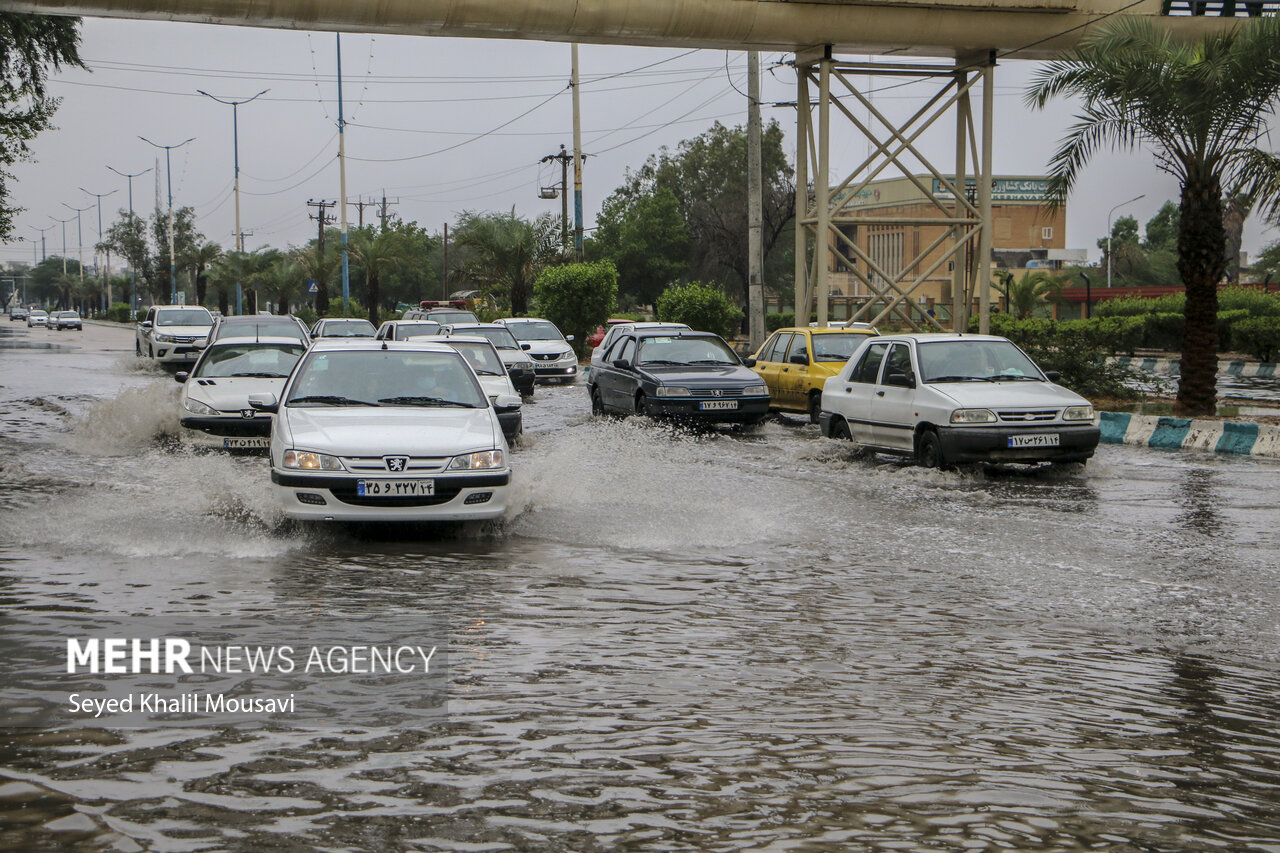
[108,165,152,316]
[378,192,399,232]
[540,145,573,254]
[81,187,118,312]
[63,202,92,286]
[746,51,765,350]
[308,198,336,314]
[442,223,449,301]
[336,34,350,314]
[140,135,196,305]
[51,216,70,276]
[28,224,52,262]
[571,44,585,260]
[350,197,371,228]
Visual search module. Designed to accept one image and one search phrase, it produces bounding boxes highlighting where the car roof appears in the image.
[873,333,1007,343]
[775,326,877,336]
[219,315,300,324]
[498,317,554,324]
[206,335,305,347]
[320,317,373,323]
[439,335,495,346]
[446,322,505,330]
[633,329,722,340]
[308,338,460,353]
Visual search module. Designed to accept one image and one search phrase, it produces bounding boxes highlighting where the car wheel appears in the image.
[635,392,650,417]
[135,339,142,356]
[808,392,822,425]
[916,429,946,469]
[831,417,852,441]
[590,388,605,417]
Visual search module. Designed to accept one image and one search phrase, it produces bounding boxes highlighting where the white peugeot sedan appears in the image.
[176,336,308,450]
[820,333,1101,468]
[252,339,515,522]
[496,317,578,383]
[433,335,523,444]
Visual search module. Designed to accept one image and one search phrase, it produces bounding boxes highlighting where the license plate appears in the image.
[1008,433,1060,448]
[699,400,739,411]
[223,437,269,449]
[357,479,435,497]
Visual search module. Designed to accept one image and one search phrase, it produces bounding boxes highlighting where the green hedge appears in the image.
[1232,315,1280,362]
[105,302,133,323]
[766,312,795,332]
[970,313,1137,398]
[655,281,743,340]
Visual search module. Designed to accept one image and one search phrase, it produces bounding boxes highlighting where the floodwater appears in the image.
[3,323,1280,851]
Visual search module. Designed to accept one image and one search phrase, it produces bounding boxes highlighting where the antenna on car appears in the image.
[382,341,388,350]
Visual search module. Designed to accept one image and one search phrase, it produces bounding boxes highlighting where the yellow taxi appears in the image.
[745,325,879,422]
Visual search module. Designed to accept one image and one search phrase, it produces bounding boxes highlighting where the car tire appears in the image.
[808,392,822,425]
[135,339,142,356]
[635,392,650,417]
[916,429,946,469]
[831,417,852,441]
[590,388,605,417]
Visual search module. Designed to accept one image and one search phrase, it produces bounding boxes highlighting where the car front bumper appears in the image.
[151,345,204,363]
[647,395,772,423]
[938,424,1101,464]
[270,470,510,521]
[180,415,273,450]
[497,410,522,442]
[506,367,536,395]
[532,361,578,379]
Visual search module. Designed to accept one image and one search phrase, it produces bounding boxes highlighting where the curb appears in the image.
[1110,356,1279,378]
[1099,411,1280,458]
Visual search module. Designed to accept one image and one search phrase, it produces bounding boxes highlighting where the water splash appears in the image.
[65,380,182,455]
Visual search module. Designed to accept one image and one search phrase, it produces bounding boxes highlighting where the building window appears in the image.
[1042,226,1053,240]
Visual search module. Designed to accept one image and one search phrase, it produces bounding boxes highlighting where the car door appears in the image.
[596,336,635,412]
[756,332,791,408]
[778,332,812,410]
[838,341,891,445]
[869,342,919,452]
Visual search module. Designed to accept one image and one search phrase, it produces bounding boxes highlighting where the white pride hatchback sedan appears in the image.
[252,339,515,522]
[820,333,1101,468]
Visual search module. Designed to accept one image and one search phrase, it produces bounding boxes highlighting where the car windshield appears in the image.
[60,311,79,319]
[195,343,306,379]
[459,326,521,350]
[445,341,506,376]
[506,321,563,342]
[320,320,376,337]
[215,320,305,342]
[394,322,441,340]
[637,336,739,366]
[812,333,873,362]
[287,349,487,408]
[917,340,1043,382]
[156,309,213,327]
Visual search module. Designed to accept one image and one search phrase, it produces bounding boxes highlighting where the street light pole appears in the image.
[51,216,70,276]
[108,165,152,315]
[81,187,118,312]
[1106,194,1145,289]
[62,202,93,309]
[140,136,196,305]
[28,224,52,263]
[198,88,268,316]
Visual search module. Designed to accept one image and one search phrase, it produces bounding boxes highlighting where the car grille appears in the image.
[531,352,560,361]
[329,485,464,507]
[996,409,1059,423]
[169,335,199,344]
[340,455,449,473]
[687,387,745,397]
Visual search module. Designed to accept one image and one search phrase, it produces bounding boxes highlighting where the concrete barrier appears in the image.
[1098,411,1280,458]
[1109,356,1279,378]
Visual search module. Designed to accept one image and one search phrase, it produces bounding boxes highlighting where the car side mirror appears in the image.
[521,343,532,351]
[247,392,279,413]
[613,359,633,371]
[1044,371,1061,382]
[174,371,189,383]
[742,357,757,368]
[884,373,915,388]
[565,334,575,342]
[790,352,809,365]
[140,320,153,329]
[493,393,522,412]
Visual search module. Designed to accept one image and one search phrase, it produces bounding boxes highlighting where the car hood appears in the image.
[185,376,289,412]
[154,325,213,336]
[928,380,1088,409]
[521,340,572,356]
[281,406,499,455]
[496,349,536,366]
[640,364,760,385]
[477,374,518,400]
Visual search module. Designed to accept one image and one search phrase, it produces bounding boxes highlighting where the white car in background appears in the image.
[137,305,215,364]
[437,335,523,443]
[176,336,308,450]
[820,333,1101,468]
[438,322,537,396]
[27,309,48,328]
[252,339,515,522]
[496,317,578,383]
[375,319,442,341]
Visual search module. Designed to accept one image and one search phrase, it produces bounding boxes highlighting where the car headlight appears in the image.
[655,386,691,397]
[1062,405,1095,422]
[282,450,345,471]
[154,333,175,343]
[182,397,220,416]
[744,384,769,397]
[950,408,997,424]
[448,450,505,470]
[560,351,576,361]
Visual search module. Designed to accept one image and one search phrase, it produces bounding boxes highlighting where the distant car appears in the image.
[10,306,28,322]
[254,338,515,522]
[745,325,879,423]
[27,310,48,328]
[176,336,308,451]
[439,336,523,443]
[590,322,690,372]
[53,310,82,330]
[310,318,377,338]
[137,305,215,364]
[587,318,632,349]
[496,317,578,383]
[376,319,443,341]
[425,308,479,325]
[819,333,1101,468]
[433,323,536,396]
[208,314,310,346]
[588,329,770,425]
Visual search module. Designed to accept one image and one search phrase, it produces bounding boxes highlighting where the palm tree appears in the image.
[1004,270,1064,319]
[1028,16,1280,416]
[182,239,222,308]
[453,209,559,315]
[348,226,408,326]
[295,243,338,316]
[258,253,302,315]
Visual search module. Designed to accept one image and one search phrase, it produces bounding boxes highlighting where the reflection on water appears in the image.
[1,369,1280,849]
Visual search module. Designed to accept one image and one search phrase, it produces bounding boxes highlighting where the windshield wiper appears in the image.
[926,375,992,383]
[288,395,379,406]
[989,373,1038,381]
[474,370,504,376]
[377,395,480,408]
[639,359,688,366]
[688,359,735,365]
[230,371,289,378]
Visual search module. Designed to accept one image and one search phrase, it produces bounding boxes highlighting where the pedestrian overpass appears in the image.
[6,0,1268,329]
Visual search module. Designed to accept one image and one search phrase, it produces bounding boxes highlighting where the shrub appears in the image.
[293,306,318,327]
[1217,309,1251,352]
[1232,315,1280,362]
[966,313,1138,399]
[1219,286,1280,316]
[1144,312,1185,351]
[322,299,368,320]
[533,260,619,356]
[655,281,744,340]
[105,302,133,323]
[767,312,795,332]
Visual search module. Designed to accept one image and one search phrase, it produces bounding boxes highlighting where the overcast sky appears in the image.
[2,17,1275,272]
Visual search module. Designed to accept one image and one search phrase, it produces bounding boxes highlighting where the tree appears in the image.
[182,239,222,308]
[348,225,409,326]
[452,209,559,315]
[1098,215,1145,285]
[151,207,200,304]
[592,186,690,308]
[1143,202,1180,253]
[0,14,84,241]
[258,252,302,315]
[101,211,156,300]
[1029,16,1280,415]
[655,281,744,340]
[533,261,618,356]
[295,242,338,316]
[1004,270,1065,318]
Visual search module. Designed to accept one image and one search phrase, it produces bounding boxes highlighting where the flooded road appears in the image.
[3,322,1280,851]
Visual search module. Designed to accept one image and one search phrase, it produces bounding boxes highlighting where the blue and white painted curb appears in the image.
[1099,411,1280,458]
[1109,356,1279,378]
